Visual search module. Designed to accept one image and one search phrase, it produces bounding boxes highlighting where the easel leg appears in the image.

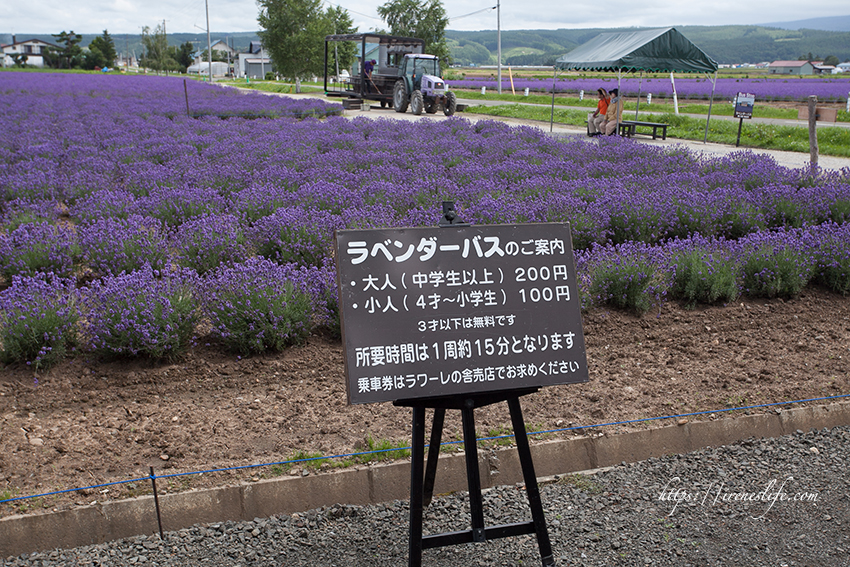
[423,408,445,507]
[461,401,486,542]
[508,397,556,567]
[409,406,426,567]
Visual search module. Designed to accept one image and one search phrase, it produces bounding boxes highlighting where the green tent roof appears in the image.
[554,27,718,73]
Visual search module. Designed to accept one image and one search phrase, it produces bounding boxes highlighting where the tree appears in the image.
[377,0,451,63]
[84,30,117,69]
[12,53,29,68]
[257,0,336,81]
[140,24,178,74]
[175,42,195,72]
[326,5,357,78]
[46,31,84,69]
[823,55,839,67]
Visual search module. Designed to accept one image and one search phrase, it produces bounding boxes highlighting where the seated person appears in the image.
[587,88,609,136]
[604,88,624,136]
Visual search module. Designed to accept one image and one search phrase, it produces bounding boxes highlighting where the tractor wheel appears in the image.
[393,80,409,113]
[425,101,438,114]
[444,91,457,116]
[410,90,424,116]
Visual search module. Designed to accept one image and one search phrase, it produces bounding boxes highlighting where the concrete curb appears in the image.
[3,400,849,558]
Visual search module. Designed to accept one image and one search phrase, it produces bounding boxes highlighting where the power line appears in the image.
[449,5,497,22]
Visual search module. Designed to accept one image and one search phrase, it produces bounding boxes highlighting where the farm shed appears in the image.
[551,27,719,141]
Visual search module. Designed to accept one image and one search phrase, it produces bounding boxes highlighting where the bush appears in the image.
[81,266,199,359]
[0,273,79,370]
[740,230,813,299]
[668,247,739,308]
[172,213,249,275]
[806,222,850,295]
[0,222,78,279]
[199,257,313,355]
[587,242,666,315]
[77,215,170,276]
[248,207,341,268]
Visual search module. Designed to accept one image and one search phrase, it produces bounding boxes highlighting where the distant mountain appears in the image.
[760,15,850,32]
[447,25,850,66]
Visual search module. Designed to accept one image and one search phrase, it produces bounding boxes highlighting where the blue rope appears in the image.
[2,392,848,505]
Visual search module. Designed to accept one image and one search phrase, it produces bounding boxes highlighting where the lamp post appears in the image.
[205,0,213,82]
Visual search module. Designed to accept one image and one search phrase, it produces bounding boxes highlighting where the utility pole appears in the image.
[163,19,168,76]
[205,0,213,82]
[497,0,502,94]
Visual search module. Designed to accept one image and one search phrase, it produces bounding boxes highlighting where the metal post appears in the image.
[184,79,190,117]
[703,71,718,143]
[736,117,744,147]
[635,71,643,119]
[549,68,558,133]
[149,467,165,541]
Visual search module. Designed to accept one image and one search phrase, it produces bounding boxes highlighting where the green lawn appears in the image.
[464,103,850,158]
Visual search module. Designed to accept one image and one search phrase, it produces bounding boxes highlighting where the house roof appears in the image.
[555,27,717,73]
[769,60,812,67]
[3,38,60,49]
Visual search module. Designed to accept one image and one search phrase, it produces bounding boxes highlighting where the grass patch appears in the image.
[219,81,324,95]
[464,103,850,157]
[557,473,603,494]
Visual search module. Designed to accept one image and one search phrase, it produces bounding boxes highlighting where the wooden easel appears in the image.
[395,387,556,567]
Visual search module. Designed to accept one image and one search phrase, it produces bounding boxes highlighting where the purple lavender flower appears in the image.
[81,265,199,359]
[0,272,79,370]
[77,215,171,276]
[0,222,78,279]
[172,213,249,274]
[198,257,316,354]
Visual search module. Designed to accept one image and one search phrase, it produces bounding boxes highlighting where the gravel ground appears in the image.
[4,426,849,567]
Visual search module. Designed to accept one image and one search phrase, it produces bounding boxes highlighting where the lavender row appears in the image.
[451,76,850,102]
[3,83,850,273]
[2,222,847,369]
[576,222,850,313]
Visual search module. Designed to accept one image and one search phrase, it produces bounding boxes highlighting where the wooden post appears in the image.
[807,95,818,167]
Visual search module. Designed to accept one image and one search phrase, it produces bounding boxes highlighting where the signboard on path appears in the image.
[334,223,589,404]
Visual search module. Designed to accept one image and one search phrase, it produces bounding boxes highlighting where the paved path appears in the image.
[237,87,850,171]
[348,98,850,171]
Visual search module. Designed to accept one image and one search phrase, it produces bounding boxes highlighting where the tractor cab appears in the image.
[402,54,443,91]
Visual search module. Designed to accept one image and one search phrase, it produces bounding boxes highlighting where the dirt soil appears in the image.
[2,288,849,519]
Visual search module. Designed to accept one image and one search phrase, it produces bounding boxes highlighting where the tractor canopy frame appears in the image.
[324,33,425,105]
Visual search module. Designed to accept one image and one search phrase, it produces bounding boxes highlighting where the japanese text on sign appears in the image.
[335,223,589,404]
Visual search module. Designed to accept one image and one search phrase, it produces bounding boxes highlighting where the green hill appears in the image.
[447,25,850,66]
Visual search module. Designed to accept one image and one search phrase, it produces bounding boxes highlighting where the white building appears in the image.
[1,38,59,68]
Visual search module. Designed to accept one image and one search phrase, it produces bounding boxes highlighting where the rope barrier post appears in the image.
[149,466,165,541]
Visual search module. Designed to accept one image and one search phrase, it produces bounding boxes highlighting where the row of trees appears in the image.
[35,27,195,74]
[139,24,196,74]
[42,30,118,70]
[257,0,451,81]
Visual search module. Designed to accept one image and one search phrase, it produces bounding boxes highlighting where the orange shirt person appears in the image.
[588,88,609,136]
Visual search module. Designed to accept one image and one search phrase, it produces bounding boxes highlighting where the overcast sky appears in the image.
[4,0,848,36]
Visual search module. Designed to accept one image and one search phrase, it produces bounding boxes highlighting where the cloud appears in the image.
[4,0,848,35]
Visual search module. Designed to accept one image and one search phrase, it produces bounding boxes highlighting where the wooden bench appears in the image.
[618,120,668,140]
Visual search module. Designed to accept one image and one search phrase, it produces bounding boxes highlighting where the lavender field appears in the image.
[1,72,849,369]
[452,76,850,102]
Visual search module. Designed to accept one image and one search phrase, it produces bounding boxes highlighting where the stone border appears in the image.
[3,400,849,558]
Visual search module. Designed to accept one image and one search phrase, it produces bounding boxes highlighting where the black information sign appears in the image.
[734,92,755,119]
[334,223,589,404]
